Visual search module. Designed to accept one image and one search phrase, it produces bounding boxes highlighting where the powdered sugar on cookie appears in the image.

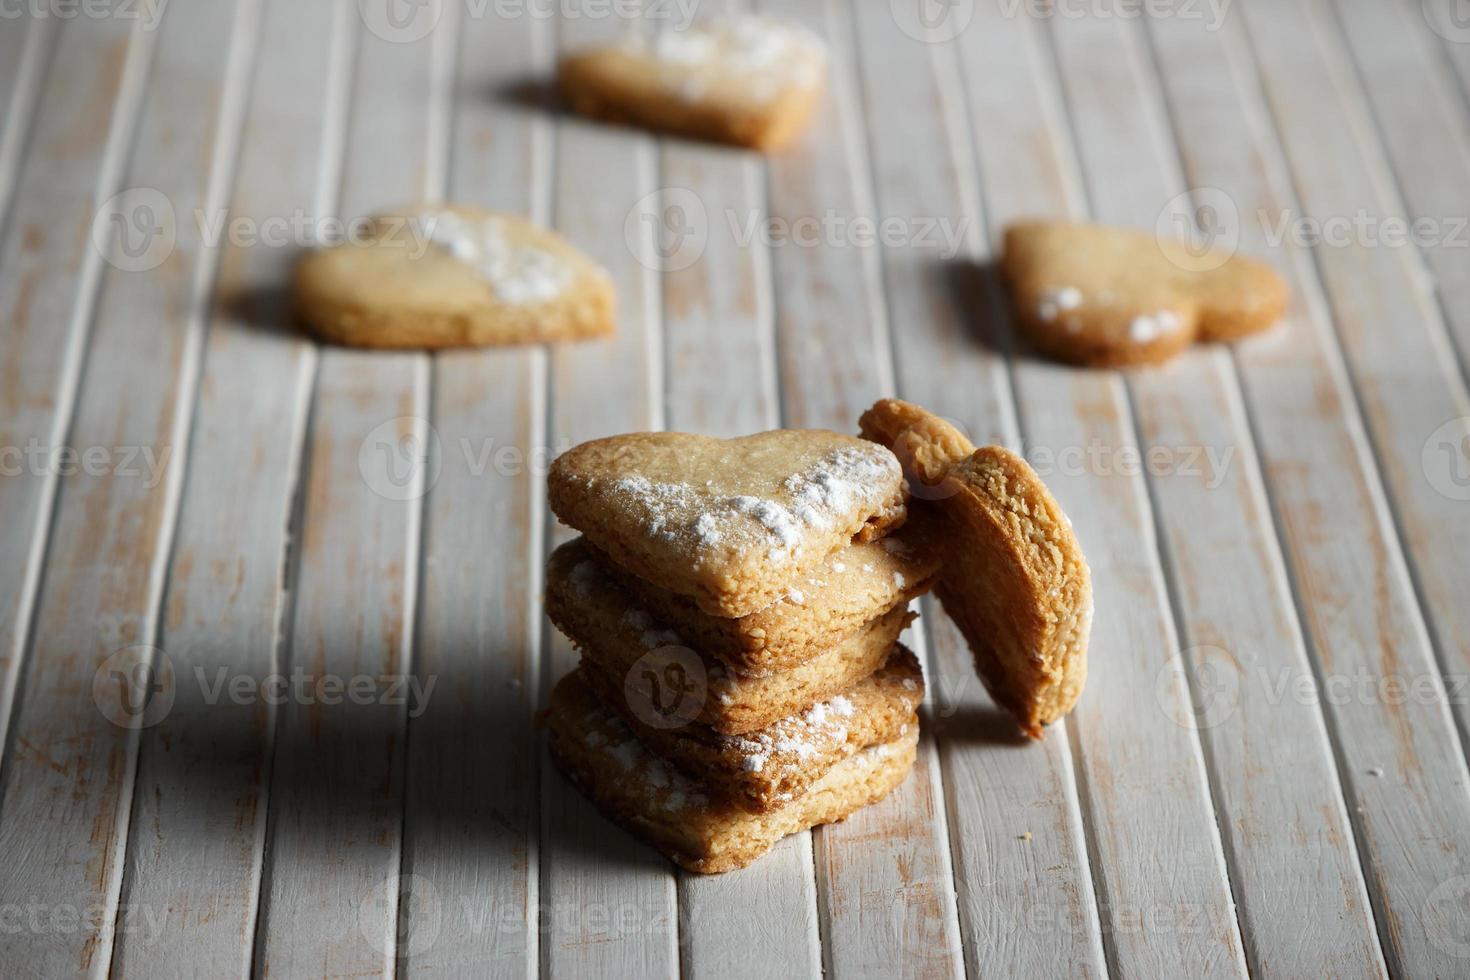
[725,687,910,778]
[1037,285,1082,323]
[597,444,899,566]
[1128,310,1183,342]
[421,209,570,304]
[622,15,827,102]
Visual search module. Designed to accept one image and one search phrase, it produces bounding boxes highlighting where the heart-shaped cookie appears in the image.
[1002,220,1288,367]
[294,204,615,349]
[547,430,906,618]
[558,15,827,151]
[860,399,1092,738]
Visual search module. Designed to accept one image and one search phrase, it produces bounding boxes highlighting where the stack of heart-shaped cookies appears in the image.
[542,430,940,873]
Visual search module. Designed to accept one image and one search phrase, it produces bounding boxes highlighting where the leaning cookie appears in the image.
[1002,220,1288,368]
[545,669,918,874]
[860,399,1092,739]
[294,205,615,348]
[558,16,826,151]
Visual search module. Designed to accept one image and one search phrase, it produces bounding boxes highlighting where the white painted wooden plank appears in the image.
[0,12,146,783]
[1151,6,1470,975]
[1241,0,1470,722]
[659,118,823,980]
[1440,11,1470,106]
[540,5,677,978]
[107,0,343,975]
[1046,8,1384,977]
[848,5,1107,977]
[0,3,256,975]
[1432,4,1470,103]
[954,4,1249,976]
[754,1,963,976]
[1329,0,1470,731]
[252,4,436,974]
[0,15,52,243]
[396,3,550,973]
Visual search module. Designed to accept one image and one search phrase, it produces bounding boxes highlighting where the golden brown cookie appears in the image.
[294,205,615,348]
[545,668,918,873]
[558,16,826,151]
[583,645,922,814]
[544,541,911,734]
[547,430,906,618]
[860,399,1092,739]
[580,529,937,677]
[1001,220,1288,367]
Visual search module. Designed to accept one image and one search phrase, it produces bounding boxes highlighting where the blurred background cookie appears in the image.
[294,204,615,348]
[1002,219,1288,367]
[558,15,826,150]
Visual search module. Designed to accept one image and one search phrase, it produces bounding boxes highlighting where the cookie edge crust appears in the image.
[1000,219,1287,367]
[583,645,924,814]
[545,672,920,874]
[591,536,938,676]
[292,207,618,350]
[557,49,823,152]
[942,446,1092,738]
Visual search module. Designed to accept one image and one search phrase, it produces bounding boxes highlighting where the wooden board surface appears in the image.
[1,1,1467,976]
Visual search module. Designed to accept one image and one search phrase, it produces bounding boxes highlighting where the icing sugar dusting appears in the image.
[729,495,803,549]
[693,512,722,546]
[598,443,899,565]
[724,690,866,774]
[574,700,708,813]
[421,210,570,304]
[608,740,641,771]
[623,15,827,102]
[569,560,600,597]
[1037,285,1082,322]
[783,447,895,530]
[1128,310,1183,342]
